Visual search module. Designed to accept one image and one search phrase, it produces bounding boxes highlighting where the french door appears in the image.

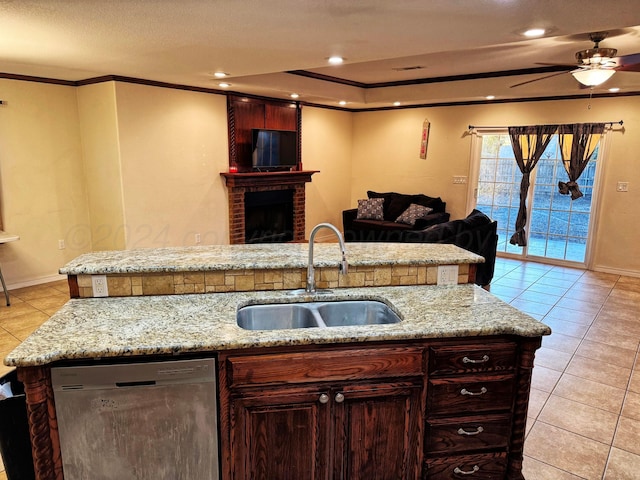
[470,131,603,266]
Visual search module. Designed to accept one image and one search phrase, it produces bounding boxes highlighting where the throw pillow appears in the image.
[395,203,433,226]
[356,198,384,220]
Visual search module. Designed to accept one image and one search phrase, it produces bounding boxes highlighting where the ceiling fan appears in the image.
[511,31,640,88]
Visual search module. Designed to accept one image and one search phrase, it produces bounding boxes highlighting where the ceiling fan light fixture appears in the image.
[571,68,615,86]
[576,47,617,65]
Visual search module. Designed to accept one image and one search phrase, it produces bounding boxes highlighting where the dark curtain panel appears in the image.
[508,125,558,246]
[557,123,606,200]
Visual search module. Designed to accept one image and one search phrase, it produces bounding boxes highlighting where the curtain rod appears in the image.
[468,120,623,130]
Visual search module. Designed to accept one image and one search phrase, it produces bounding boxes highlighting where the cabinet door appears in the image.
[230,387,331,480]
[333,382,423,480]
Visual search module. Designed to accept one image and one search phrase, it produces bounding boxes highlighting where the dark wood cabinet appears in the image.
[215,335,542,480]
[219,345,426,480]
[424,341,523,479]
[332,382,423,480]
[227,95,300,172]
[230,386,331,480]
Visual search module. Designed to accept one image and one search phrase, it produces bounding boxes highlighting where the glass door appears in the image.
[472,131,602,266]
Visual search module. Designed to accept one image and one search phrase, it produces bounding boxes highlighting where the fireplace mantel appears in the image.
[220,170,318,188]
[221,170,319,244]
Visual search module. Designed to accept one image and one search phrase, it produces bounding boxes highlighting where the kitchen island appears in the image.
[5,242,550,480]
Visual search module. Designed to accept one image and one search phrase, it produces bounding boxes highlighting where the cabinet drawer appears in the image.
[426,413,511,454]
[425,452,507,479]
[428,374,515,415]
[429,343,517,376]
[226,347,425,387]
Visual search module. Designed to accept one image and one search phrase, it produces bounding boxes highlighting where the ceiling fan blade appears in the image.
[614,52,640,72]
[535,62,576,68]
[510,70,568,88]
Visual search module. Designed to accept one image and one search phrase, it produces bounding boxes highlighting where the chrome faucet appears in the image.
[306,223,348,293]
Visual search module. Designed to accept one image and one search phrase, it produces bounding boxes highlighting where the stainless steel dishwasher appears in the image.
[51,358,219,480]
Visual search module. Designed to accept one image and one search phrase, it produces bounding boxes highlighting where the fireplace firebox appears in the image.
[245,190,294,243]
[221,171,317,244]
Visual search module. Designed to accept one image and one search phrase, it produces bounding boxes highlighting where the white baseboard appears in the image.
[6,274,67,291]
[591,265,640,279]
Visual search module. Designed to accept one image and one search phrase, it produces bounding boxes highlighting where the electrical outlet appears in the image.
[617,181,629,192]
[437,265,459,285]
[58,239,65,250]
[91,275,109,297]
[453,176,468,184]
[195,233,201,244]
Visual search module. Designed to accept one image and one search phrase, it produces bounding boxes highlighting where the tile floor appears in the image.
[489,258,640,479]
[0,258,638,479]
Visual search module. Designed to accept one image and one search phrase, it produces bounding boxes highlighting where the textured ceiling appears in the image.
[1,0,640,108]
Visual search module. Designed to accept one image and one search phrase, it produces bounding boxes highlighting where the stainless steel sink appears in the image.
[236,303,320,330]
[316,300,401,326]
[236,300,401,330]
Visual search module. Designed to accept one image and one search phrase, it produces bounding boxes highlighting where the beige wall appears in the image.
[77,82,126,251]
[351,96,640,275]
[0,79,90,287]
[301,106,353,239]
[113,83,230,248]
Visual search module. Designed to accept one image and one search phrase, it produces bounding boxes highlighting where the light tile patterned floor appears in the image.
[490,258,640,479]
[0,280,69,480]
[0,260,639,479]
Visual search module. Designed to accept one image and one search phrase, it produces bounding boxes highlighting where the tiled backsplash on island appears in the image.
[73,263,471,298]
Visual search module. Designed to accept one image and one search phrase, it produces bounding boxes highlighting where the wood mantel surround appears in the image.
[221,170,318,188]
[223,95,318,244]
[221,171,317,244]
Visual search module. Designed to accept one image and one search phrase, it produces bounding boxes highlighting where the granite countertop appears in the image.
[59,243,484,275]
[5,284,550,367]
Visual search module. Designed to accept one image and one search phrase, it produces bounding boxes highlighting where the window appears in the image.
[473,132,602,265]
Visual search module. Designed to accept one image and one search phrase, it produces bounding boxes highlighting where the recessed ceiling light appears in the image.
[290,93,299,99]
[393,101,401,107]
[328,56,344,65]
[218,82,231,88]
[608,87,620,92]
[339,100,347,106]
[486,95,496,100]
[214,72,228,78]
[523,28,546,37]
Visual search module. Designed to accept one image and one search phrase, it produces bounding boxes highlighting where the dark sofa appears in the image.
[402,209,498,286]
[342,191,450,243]
[342,191,497,286]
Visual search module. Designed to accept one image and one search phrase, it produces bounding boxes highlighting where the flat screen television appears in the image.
[251,129,298,170]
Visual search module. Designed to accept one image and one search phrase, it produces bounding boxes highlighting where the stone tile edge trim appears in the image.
[75,263,473,298]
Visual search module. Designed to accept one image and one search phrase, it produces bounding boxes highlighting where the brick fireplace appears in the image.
[221,171,317,244]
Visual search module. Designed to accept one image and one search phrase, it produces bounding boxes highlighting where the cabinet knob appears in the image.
[334,392,345,403]
[319,393,329,404]
[460,387,488,396]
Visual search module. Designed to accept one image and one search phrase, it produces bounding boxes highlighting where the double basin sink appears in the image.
[237,300,402,331]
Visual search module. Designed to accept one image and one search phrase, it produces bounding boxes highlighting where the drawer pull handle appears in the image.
[454,465,480,475]
[335,392,345,403]
[463,355,489,364]
[319,393,329,404]
[457,426,484,436]
[460,387,487,396]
